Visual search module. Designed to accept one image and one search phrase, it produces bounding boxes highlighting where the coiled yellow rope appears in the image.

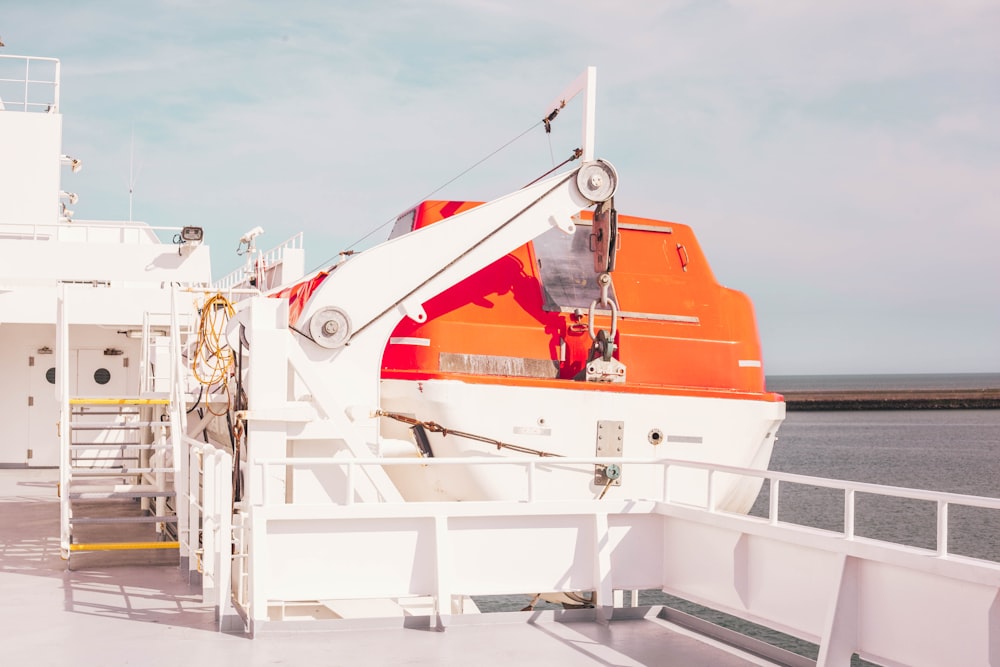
[192,293,235,414]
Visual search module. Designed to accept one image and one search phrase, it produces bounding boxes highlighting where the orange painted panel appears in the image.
[379,201,769,395]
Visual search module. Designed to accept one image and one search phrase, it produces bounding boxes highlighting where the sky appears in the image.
[3,1,999,375]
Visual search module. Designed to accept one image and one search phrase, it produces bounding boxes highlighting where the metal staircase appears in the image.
[58,297,194,563]
[60,397,179,559]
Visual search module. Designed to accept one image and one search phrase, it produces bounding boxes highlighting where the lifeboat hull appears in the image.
[380,377,784,511]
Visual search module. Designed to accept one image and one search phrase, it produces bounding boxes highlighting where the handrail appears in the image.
[0,219,188,242]
[0,55,60,112]
[249,454,1000,560]
[250,454,1000,509]
[260,232,303,264]
[179,432,233,629]
[214,232,304,291]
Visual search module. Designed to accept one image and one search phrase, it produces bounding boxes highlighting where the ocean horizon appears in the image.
[765,372,1000,393]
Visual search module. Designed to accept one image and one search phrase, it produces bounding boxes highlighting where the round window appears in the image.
[94,368,111,385]
[45,368,56,384]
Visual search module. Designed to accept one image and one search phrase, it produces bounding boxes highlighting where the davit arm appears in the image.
[300,160,618,351]
[242,160,618,471]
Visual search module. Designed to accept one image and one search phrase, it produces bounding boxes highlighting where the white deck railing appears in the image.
[231,454,1000,663]
[250,454,1000,561]
[178,435,233,629]
[0,55,60,113]
[214,233,304,291]
[0,220,187,244]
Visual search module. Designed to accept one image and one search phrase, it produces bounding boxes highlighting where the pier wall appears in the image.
[780,389,1000,411]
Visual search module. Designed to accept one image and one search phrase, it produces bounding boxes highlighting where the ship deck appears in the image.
[0,469,799,667]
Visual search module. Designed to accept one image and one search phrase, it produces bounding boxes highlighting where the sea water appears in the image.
[751,408,1000,560]
[760,373,1000,561]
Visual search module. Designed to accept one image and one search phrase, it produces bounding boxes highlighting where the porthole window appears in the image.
[45,368,56,384]
[94,368,111,385]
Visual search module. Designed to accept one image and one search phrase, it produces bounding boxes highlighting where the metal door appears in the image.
[26,351,61,467]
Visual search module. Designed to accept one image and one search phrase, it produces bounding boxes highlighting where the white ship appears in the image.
[1,52,998,666]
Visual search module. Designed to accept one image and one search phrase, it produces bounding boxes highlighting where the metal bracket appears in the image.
[594,420,624,486]
[591,200,618,273]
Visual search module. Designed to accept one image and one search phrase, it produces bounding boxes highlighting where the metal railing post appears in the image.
[844,489,856,540]
[769,478,780,525]
[936,500,949,557]
[662,463,670,503]
[217,450,234,628]
[203,451,218,604]
[527,460,536,502]
[22,57,30,112]
[707,469,716,511]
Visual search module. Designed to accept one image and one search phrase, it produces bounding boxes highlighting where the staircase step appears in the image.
[69,515,177,525]
[70,465,141,471]
[71,461,141,467]
[71,467,173,475]
[69,484,177,500]
[68,540,179,552]
[69,489,176,499]
[70,442,168,449]
[69,422,163,430]
[71,454,141,460]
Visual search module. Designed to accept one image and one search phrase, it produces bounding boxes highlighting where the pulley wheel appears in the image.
[308,306,352,348]
[576,160,618,203]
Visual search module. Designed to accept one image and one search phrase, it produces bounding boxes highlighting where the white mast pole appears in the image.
[542,66,597,162]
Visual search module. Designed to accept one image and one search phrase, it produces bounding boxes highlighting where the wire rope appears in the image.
[307,119,545,274]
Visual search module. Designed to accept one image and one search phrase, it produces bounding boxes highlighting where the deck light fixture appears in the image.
[181,226,204,243]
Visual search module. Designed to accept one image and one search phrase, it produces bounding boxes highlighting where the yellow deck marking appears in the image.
[69,541,179,552]
[69,398,171,405]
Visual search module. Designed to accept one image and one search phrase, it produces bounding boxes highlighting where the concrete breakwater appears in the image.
[780,388,1000,411]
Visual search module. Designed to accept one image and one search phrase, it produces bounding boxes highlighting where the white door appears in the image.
[73,351,132,455]
[27,353,61,467]
[25,349,131,467]
[76,349,128,397]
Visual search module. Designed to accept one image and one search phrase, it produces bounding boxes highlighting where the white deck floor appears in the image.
[0,469,799,667]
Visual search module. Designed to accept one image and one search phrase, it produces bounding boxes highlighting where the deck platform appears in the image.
[0,469,799,667]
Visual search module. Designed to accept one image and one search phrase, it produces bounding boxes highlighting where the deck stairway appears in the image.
[58,306,194,564]
[60,397,179,561]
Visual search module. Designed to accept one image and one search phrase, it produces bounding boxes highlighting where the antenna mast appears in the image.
[128,128,134,222]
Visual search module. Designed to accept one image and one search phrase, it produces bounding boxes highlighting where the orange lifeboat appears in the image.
[380,200,780,403]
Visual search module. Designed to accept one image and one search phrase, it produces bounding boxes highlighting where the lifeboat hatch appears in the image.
[594,420,624,487]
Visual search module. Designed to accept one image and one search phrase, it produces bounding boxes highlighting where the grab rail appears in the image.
[214,233,304,291]
[0,220,188,244]
[179,434,233,629]
[250,454,1000,560]
[0,55,60,112]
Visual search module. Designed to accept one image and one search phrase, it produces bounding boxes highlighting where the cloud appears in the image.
[5,0,999,373]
